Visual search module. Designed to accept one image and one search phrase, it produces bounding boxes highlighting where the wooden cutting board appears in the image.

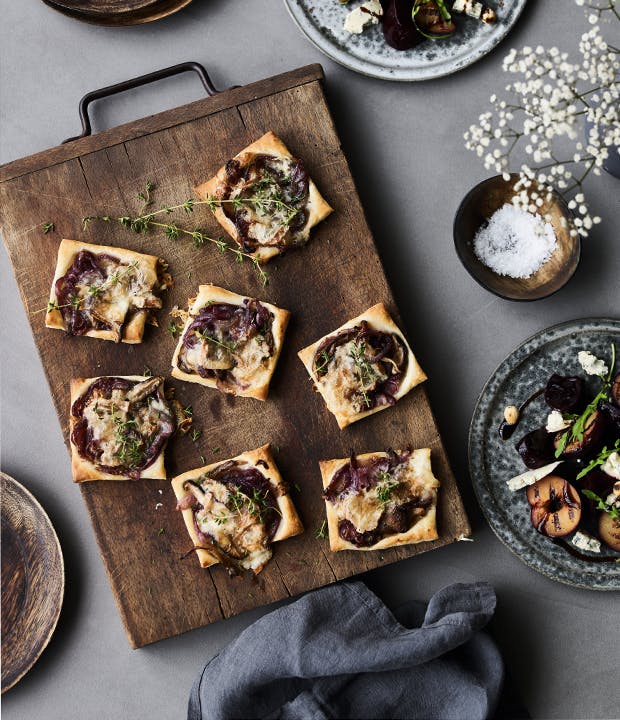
[0,64,470,647]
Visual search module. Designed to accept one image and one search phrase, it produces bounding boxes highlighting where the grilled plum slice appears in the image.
[610,372,620,406]
[599,400,620,431]
[526,475,581,537]
[599,513,620,552]
[382,0,422,49]
[516,427,556,469]
[544,373,585,413]
[553,410,607,460]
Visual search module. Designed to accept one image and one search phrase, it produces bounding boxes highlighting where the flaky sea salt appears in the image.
[473,203,557,278]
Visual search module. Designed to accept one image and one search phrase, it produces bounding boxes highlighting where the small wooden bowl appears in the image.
[1,474,64,693]
[453,174,580,301]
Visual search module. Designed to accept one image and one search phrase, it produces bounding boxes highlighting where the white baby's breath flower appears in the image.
[464,2,618,240]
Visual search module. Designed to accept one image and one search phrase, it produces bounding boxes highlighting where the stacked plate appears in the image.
[42,0,193,26]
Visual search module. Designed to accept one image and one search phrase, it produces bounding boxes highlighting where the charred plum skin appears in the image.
[526,475,581,538]
[512,359,620,555]
[515,428,556,469]
[599,513,620,552]
[544,373,585,413]
[554,410,609,461]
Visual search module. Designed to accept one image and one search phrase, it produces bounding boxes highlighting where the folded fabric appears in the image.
[188,580,507,720]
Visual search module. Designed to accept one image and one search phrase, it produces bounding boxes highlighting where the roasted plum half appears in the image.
[553,410,608,460]
[544,373,585,413]
[516,427,556,469]
[526,475,581,537]
[599,513,620,552]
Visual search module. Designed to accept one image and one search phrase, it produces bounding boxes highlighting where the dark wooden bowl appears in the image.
[1,473,64,693]
[453,174,580,301]
[41,0,193,25]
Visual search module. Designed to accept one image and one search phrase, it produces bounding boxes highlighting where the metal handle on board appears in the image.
[62,61,224,143]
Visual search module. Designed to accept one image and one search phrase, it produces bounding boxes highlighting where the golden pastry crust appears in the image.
[319,448,439,552]
[171,444,304,570]
[46,239,169,344]
[69,375,172,482]
[170,284,290,401]
[194,131,333,263]
[298,303,426,429]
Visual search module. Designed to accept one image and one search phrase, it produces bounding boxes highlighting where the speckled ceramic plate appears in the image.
[469,318,620,590]
[283,0,528,81]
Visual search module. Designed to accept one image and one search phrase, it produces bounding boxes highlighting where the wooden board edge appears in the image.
[0,64,325,184]
[78,486,141,648]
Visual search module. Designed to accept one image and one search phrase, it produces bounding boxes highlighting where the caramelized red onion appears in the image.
[183,462,282,541]
[221,153,309,252]
[313,322,408,408]
[324,450,435,548]
[70,377,175,479]
[323,449,409,503]
[178,300,274,384]
[55,250,118,335]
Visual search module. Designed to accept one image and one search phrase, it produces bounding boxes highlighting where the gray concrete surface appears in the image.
[1,0,618,718]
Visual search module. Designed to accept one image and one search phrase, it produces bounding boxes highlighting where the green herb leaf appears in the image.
[315,520,328,539]
[577,439,620,480]
[582,489,620,522]
[42,221,55,234]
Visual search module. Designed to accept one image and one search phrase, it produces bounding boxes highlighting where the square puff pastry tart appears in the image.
[298,303,426,429]
[171,444,304,573]
[319,448,440,552]
[171,284,290,401]
[194,131,333,264]
[46,239,171,344]
[69,375,175,482]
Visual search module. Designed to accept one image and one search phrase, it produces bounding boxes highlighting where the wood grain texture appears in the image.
[42,0,193,27]
[0,65,470,647]
[1,474,64,692]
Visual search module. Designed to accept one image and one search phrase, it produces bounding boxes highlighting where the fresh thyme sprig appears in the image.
[375,470,400,507]
[227,487,281,524]
[315,520,328,539]
[84,212,269,287]
[349,341,378,409]
[195,329,237,354]
[167,321,183,339]
[82,183,302,288]
[137,180,154,214]
[110,407,145,469]
[314,349,332,377]
[42,221,55,234]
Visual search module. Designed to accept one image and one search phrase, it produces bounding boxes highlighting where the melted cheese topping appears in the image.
[228,155,308,247]
[187,473,273,571]
[70,255,160,330]
[318,342,389,416]
[332,454,438,534]
[81,382,168,468]
[179,315,272,389]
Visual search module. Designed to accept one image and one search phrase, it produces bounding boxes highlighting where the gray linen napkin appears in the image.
[188,580,505,720]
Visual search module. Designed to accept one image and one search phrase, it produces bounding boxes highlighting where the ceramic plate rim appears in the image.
[283,0,529,82]
[468,318,620,591]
